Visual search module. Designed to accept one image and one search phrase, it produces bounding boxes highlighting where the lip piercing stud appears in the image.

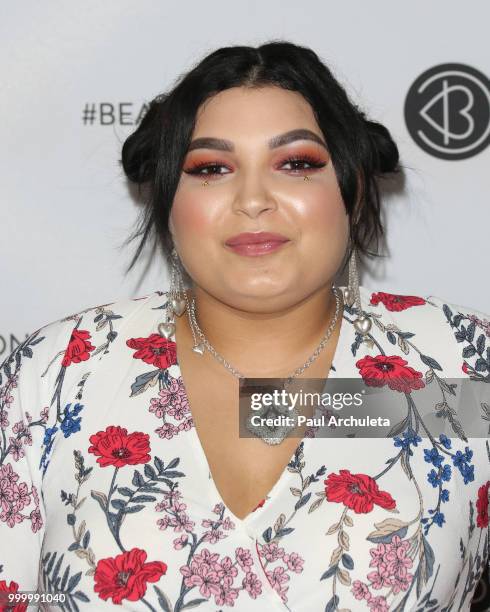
[202,180,209,186]
[303,176,310,181]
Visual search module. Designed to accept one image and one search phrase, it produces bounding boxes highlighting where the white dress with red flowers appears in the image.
[0,286,489,612]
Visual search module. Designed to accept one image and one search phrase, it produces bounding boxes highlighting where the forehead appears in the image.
[193,86,319,135]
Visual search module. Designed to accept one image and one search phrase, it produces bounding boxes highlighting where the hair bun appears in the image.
[364,119,399,175]
[121,99,162,184]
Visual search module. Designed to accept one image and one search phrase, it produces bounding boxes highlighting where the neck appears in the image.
[181,284,344,377]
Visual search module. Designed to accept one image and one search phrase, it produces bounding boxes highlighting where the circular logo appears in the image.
[404,63,490,160]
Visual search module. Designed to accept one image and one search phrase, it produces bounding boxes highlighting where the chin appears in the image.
[220,278,302,308]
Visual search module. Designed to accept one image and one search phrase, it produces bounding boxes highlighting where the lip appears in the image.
[224,232,290,257]
[225,232,290,246]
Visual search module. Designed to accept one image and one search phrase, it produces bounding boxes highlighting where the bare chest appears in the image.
[183,367,300,518]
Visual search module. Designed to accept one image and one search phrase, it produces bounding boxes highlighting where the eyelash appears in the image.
[184,155,327,178]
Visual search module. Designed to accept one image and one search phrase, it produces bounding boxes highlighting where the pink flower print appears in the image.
[367,563,391,590]
[214,583,239,607]
[12,421,32,446]
[155,423,179,440]
[0,504,23,527]
[173,534,188,550]
[194,549,220,569]
[268,566,289,586]
[266,566,289,602]
[159,377,188,411]
[260,542,285,562]
[1,388,15,406]
[282,552,304,573]
[157,515,171,530]
[30,507,43,532]
[166,402,189,421]
[369,542,388,567]
[172,511,195,533]
[203,527,225,544]
[8,437,25,461]
[155,499,171,512]
[0,464,19,487]
[352,580,372,600]
[235,547,253,571]
[178,417,194,431]
[155,490,183,512]
[384,547,413,594]
[149,397,166,419]
[201,518,214,528]
[387,535,410,555]
[242,571,262,599]
[157,489,182,510]
[217,556,238,586]
[12,420,26,434]
[173,501,187,513]
[0,480,11,511]
[389,570,413,594]
[7,482,31,511]
[213,503,225,515]
[222,516,235,530]
[40,407,49,423]
[368,595,389,612]
[0,411,8,429]
[180,560,221,598]
[32,485,39,507]
[155,500,170,512]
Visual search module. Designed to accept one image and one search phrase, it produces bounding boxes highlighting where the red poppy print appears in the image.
[370,292,426,312]
[126,333,177,370]
[94,547,167,604]
[324,469,396,514]
[62,329,96,367]
[88,426,151,468]
[0,580,27,612]
[356,355,425,393]
[476,481,490,528]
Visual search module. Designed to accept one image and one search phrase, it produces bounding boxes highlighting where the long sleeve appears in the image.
[0,317,73,605]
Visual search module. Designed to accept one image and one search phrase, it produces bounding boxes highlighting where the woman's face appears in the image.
[169,85,349,312]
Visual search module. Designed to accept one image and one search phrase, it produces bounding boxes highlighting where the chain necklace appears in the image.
[183,285,343,385]
[182,286,342,445]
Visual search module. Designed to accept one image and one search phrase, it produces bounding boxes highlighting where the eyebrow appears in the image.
[186,128,328,153]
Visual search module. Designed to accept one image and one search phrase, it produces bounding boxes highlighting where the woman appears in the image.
[0,41,488,612]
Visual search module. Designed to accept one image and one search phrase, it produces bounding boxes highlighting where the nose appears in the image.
[231,170,278,219]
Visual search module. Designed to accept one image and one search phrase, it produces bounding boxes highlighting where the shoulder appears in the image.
[1,290,168,395]
[359,285,489,377]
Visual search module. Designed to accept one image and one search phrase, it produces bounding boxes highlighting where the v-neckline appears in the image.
[173,287,351,528]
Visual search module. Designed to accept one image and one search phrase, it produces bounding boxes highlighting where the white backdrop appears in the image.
[1,0,489,361]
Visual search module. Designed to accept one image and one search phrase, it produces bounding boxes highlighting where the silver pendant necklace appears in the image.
[182,286,343,445]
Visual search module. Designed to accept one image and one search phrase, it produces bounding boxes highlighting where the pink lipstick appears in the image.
[224,232,290,257]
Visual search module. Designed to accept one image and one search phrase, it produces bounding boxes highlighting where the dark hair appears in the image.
[120,40,400,277]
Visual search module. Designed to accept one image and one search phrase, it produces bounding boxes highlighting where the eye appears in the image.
[183,162,231,178]
[280,155,327,173]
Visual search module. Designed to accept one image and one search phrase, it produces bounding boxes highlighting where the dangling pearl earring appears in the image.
[157,247,187,340]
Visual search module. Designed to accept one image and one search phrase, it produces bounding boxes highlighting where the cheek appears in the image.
[170,191,218,239]
[296,181,348,237]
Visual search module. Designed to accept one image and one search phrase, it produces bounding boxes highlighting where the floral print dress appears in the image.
[0,285,489,612]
